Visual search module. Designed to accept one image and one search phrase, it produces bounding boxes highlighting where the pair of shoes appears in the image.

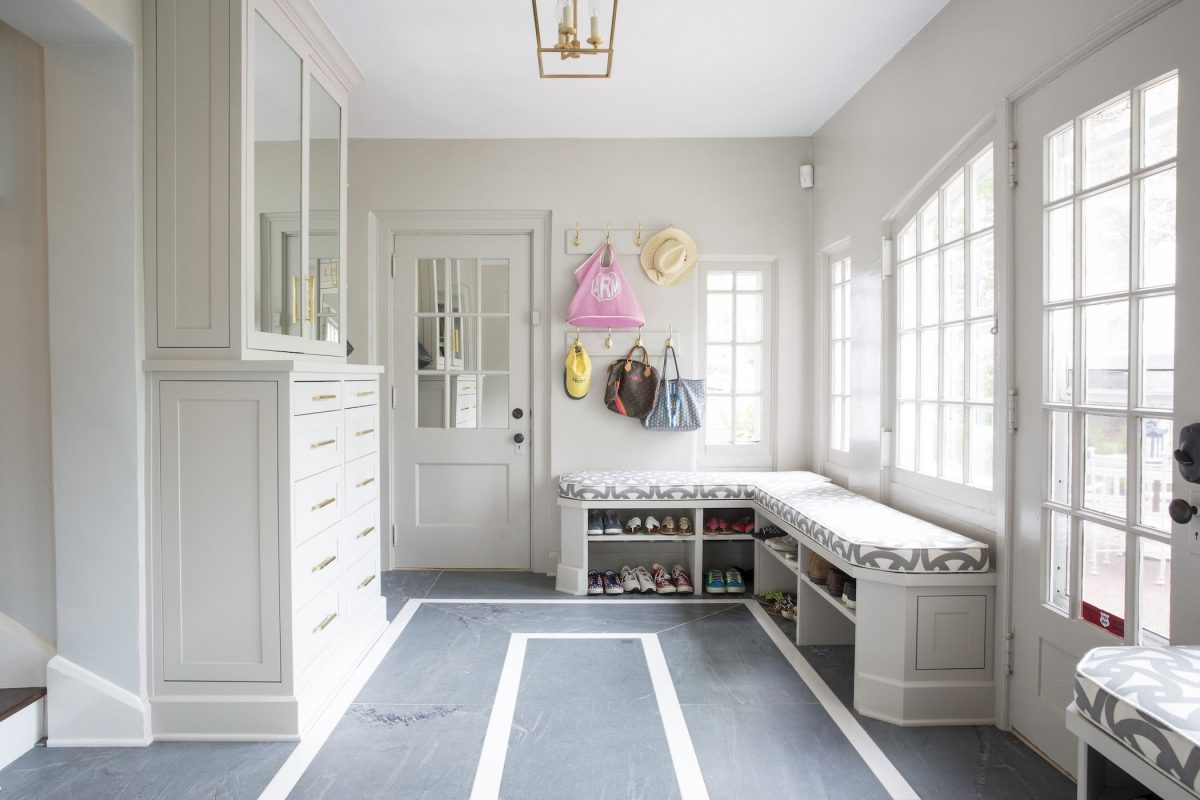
[587,570,625,595]
[616,564,694,594]
[730,517,754,534]
[827,569,848,599]
[750,525,787,541]
[624,515,663,534]
[841,579,857,609]
[754,590,797,618]
[704,566,746,594]
[704,516,731,534]
[807,553,831,585]
[765,536,799,560]
[661,516,693,536]
[587,510,624,536]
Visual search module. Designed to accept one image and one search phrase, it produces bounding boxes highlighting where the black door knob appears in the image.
[512,408,524,420]
[1168,498,1196,525]
[513,433,525,444]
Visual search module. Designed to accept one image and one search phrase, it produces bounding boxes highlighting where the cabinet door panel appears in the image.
[159,381,280,682]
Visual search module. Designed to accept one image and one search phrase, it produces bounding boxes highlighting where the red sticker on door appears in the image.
[1081,602,1125,638]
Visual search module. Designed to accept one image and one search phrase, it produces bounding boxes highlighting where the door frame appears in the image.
[368,210,552,573]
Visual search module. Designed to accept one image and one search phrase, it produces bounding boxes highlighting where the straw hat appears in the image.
[640,227,699,286]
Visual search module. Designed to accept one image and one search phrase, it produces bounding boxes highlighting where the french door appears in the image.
[1010,1,1198,771]
[391,234,532,569]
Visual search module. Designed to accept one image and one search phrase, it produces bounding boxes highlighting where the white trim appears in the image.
[640,634,710,800]
[0,698,45,772]
[468,634,529,800]
[821,241,853,471]
[45,655,151,747]
[0,610,56,688]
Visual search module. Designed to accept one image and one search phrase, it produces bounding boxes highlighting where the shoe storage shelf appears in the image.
[557,500,757,596]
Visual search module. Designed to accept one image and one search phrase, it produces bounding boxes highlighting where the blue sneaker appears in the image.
[602,570,624,595]
[587,570,603,595]
[724,567,746,594]
[704,568,726,594]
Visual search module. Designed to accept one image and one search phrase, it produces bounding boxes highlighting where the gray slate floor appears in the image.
[0,570,1076,800]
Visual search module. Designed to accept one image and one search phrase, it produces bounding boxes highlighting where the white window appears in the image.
[1042,72,1177,645]
[893,144,996,501]
[829,257,852,454]
[700,262,773,468]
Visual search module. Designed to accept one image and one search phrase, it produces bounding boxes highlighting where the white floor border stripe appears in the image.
[469,632,709,800]
[257,599,425,800]
[744,600,920,800]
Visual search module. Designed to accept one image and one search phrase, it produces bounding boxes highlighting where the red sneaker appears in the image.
[670,565,694,594]
[651,563,677,594]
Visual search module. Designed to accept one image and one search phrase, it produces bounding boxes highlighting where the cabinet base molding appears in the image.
[46,656,151,747]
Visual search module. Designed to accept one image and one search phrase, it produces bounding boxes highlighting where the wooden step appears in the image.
[0,687,46,724]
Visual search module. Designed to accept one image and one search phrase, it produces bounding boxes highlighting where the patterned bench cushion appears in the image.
[558,471,990,573]
[1075,646,1200,796]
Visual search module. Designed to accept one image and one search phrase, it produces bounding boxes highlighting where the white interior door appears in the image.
[1010,2,1198,772]
[391,234,532,569]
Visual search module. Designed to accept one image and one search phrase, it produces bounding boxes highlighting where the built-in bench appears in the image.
[557,470,998,726]
[1069,645,1200,799]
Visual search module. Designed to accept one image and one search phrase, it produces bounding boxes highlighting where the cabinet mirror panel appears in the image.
[253,13,303,337]
[309,77,342,343]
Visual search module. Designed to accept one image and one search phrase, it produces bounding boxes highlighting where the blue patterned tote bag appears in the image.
[642,346,705,432]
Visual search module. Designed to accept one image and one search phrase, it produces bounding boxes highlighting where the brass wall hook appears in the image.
[604,328,613,349]
[634,325,644,348]
[665,324,673,349]
[573,223,582,247]
[573,327,582,348]
[604,223,611,245]
[634,223,643,247]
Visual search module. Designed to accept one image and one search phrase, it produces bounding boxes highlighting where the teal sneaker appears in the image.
[724,567,746,594]
[704,568,726,594]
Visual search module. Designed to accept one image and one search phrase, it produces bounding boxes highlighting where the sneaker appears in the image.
[827,569,846,598]
[633,565,656,593]
[651,563,677,594]
[779,596,797,621]
[724,567,746,594]
[602,510,622,535]
[587,510,604,536]
[587,570,603,595]
[704,568,726,594]
[751,524,787,541]
[602,570,624,595]
[620,565,640,593]
[842,580,857,609]
[670,565,694,594]
[765,536,799,555]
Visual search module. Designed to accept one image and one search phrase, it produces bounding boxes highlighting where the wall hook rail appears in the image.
[573,223,582,247]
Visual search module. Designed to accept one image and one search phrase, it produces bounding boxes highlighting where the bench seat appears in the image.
[559,470,990,573]
[1074,645,1200,796]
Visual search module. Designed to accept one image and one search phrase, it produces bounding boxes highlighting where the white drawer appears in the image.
[341,501,379,566]
[292,524,341,608]
[345,453,378,514]
[344,379,379,408]
[344,405,379,462]
[344,549,381,622]
[291,410,344,481]
[293,467,343,544]
[293,381,342,416]
[294,582,342,674]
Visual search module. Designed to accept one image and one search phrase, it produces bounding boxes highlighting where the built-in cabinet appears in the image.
[145,0,362,359]
[144,0,381,741]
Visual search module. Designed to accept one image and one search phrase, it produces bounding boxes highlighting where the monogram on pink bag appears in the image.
[566,242,646,328]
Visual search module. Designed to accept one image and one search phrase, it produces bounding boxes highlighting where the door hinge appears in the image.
[390,253,396,279]
[1003,632,1014,675]
[391,523,396,547]
[1007,388,1019,434]
[390,384,396,410]
[1007,142,1018,188]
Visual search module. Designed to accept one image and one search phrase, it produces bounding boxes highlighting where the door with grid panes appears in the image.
[1010,3,1196,772]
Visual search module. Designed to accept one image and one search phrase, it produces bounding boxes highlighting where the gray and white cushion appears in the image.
[1075,646,1200,796]
[558,470,990,574]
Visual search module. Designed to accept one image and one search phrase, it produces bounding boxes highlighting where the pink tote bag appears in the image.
[566,242,645,328]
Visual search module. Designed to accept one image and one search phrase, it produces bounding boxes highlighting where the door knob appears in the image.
[1169,498,1197,525]
[513,433,525,444]
[512,408,524,420]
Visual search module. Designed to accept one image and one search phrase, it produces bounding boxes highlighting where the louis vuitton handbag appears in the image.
[604,344,660,419]
[642,345,706,432]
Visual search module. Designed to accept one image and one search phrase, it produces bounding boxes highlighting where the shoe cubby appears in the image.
[699,507,758,539]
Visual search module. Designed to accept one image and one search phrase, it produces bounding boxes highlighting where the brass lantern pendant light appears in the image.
[531,0,618,78]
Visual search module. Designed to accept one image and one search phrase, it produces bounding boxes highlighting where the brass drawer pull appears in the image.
[312,555,337,573]
[312,393,337,401]
[291,276,300,325]
[358,574,377,589]
[355,428,375,438]
[310,438,336,449]
[311,497,336,511]
[356,526,375,539]
[313,612,337,634]
[355,477,375,489]
[356,390,375,398]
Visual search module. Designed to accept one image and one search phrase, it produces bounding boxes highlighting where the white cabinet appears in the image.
[144,0,363,360]
[150,365,386,739]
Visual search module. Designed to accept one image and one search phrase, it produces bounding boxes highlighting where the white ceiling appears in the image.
[311,0,950,139]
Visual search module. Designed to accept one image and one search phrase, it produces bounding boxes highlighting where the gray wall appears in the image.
[0,19,56,646]
[347,137,812,571]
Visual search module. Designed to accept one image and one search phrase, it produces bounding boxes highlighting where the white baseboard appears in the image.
[45,655,151,746]
[555,564,585,595]
[0,697,45,770]
[0,612,55,689]
[854,669,996,727]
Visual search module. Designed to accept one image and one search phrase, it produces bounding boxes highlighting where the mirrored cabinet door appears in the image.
[308,77,342,344]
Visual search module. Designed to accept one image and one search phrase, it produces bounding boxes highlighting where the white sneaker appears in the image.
[633,565,656,593]
[620,565,639,593]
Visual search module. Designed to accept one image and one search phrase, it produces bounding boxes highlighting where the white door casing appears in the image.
[1009,1,1197,772]
[391,234,533,569]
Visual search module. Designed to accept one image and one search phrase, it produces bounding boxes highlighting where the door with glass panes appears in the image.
[1010,2,1197,772]
[391,234,532,569]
